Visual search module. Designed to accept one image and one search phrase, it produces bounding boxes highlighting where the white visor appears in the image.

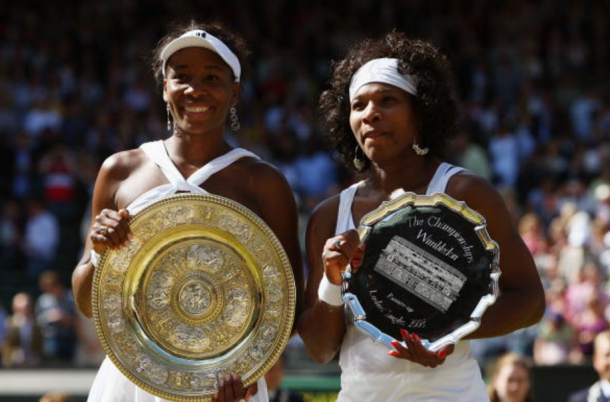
[161,29,241,82]
[349,58,417,101]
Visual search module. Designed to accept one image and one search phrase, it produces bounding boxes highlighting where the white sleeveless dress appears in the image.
[88,140,270,402]
[335,163,490,402]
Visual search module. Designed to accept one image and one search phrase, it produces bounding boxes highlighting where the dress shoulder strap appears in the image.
[335,181,362,235]
[139,141,260,192]
[187,148,260,187]
[140,140,186,188]
[426,162,465,195]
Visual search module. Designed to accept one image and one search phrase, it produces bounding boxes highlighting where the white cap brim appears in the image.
[161,30,241,82]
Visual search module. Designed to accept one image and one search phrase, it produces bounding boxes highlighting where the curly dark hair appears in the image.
[319,31,459,172]
[151,20,251,86]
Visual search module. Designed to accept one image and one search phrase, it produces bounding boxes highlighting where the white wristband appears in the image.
[318,274,344,306]
[90,250,101,268]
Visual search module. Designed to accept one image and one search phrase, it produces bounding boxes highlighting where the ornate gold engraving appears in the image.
[93,194,296,401]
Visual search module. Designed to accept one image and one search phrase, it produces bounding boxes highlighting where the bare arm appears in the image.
[248,162,304,328]
[71,152,134,318]
[448,174,546,338]
[296,198,356,364]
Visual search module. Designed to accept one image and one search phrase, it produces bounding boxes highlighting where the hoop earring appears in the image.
[353,145,365,171]
[412,141,429,156]
[166,104,172,132]
[229,107,241,131]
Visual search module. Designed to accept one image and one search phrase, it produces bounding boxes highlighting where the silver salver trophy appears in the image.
[342,192,500,352]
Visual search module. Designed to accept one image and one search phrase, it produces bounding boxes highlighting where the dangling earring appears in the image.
[166,104,172,132]
[412,141,429,156]
[353,145,365,171]
[229,107,240,131]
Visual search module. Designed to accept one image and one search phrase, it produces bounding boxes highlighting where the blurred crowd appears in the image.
[1,0,610,376]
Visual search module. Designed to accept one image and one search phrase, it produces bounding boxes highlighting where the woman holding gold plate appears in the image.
[72,20,303,402]
[297,31,545,401]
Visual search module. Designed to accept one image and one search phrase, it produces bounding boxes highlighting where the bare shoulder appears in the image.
[233,157,294,200]
[307,194,341,237]
[445,170,505,215]
[93,148,151,209]
[99,148,149,181]
[242,157,287,183]
[310,195,341,222]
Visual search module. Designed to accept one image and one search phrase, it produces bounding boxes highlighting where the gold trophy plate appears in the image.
[92,194,296,401]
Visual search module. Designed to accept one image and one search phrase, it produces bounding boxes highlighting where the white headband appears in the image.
[349,58,417,101]
[161,29,241,82]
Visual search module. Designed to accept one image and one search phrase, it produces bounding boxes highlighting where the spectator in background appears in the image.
[572,291,610,364]
[0,133,16,198]
[36,271,76,365]
[518,212,548,257]
[487,352,535,402]
[11,132,41,200]
[39,392,73,402]
[570,87,601,144]
[564,261,609,325]
[0,298,6,359]
[489,122,520,190]
[23,96,62,141]
[2,292,42,367]
[265,354,305,402]
[557,211,592,286]
[568,330,610,402]
[294,134,339,211]
[73,308,104,367]
[533,278,579,366]
[452,130,492,182]
[534,311,577,366]
[22,197,60,283]
[0,199,23,260]
[38,143,83,220]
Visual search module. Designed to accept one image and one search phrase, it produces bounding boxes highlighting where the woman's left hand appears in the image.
[212,374,257,402]
[389,329,454,368]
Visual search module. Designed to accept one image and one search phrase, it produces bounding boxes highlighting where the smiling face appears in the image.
[349,82,419,165]
[164,47,239,136]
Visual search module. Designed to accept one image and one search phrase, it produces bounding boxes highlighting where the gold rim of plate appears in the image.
[92,193,296,401]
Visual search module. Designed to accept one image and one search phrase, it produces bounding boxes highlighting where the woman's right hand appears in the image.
[90,208,132,253]
[321,229,362,285]
[212,374,257,402]
[389,329,455,368]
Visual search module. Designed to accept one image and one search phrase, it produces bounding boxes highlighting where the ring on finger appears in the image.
[332,240,342,250]
[98,226,108,236]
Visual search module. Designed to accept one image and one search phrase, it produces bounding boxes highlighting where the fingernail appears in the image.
[389,350,399,356]
[439,350,447,359]
[390,340,400,347]
[411,333,420,342]
[400,328,408,339]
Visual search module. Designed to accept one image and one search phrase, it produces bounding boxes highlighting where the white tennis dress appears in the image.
[335,163,490,402]
[88,140,269,402]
